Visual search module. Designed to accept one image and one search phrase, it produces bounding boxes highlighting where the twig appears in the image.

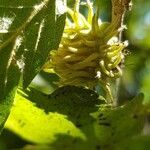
[111,0,132,105]
[111,0,132,29]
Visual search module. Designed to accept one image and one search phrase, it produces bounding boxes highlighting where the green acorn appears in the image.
[44,0,128,103]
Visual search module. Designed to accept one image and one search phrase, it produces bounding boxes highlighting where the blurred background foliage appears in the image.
[120,0,150,104]
[0,0,150,149]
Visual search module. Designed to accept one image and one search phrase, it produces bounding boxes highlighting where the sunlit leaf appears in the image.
[0,0,24,131]
[22,0,66,88]
[0,0,66,89]
[0,0,66,132]
[0,46,20,133]
[5,86,102,147]
[5,87,147,149]
[0,65,20,133]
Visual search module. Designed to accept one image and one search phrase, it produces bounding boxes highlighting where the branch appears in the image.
[111,0,132,29]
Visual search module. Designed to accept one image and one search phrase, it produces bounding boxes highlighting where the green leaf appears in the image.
[0,0,66,89]
[116,135,150,150]
[0,44,21,132]
[22,145,51,150]
[0,0,66,133]
[92,93,146,149]
[5,86,147,149]
[0,3,23,132]
[0,65,20,133]
[22,0,66,88]
[21,135,150,150]
[5,86,103,148]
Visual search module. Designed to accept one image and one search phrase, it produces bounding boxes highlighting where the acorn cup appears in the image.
[44,0,128,103]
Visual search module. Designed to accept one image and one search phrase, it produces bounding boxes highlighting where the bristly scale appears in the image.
[44,0,128,103]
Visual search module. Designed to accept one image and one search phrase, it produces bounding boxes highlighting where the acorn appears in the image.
[44,0,128,103]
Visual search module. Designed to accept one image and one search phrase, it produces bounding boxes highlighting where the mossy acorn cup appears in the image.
[44,0,128,103]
